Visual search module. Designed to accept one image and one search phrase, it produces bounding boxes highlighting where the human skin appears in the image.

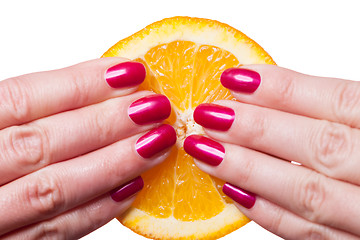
[185,65,360,239]
[0,58,175,239]
[3,59,359,239]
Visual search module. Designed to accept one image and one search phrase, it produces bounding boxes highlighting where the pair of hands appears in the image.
[0,58,359,239]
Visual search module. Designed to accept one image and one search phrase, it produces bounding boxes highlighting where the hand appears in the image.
[184,65,360,239]
[0,58,176,239]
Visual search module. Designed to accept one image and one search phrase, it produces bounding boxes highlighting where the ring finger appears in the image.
[0,124,176,235]
[184,137,360,236]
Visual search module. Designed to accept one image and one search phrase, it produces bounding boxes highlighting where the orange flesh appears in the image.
[132,41,239,221]
[102,16,276,240]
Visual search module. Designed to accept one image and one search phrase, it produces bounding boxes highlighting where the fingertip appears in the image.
[135,124,177,159]
[220,67,261,94]
[105,61,146,89]
[222,182,256,209]
[128,94,171,125]
[110,176,144,202]
[193,103,235,131]
[183,134,224,166]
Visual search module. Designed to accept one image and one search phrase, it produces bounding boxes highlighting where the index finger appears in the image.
[221,65,360,128]
[0,58,145,129]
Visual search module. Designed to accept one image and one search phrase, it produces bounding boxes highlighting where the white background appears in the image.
[1,0,359,239]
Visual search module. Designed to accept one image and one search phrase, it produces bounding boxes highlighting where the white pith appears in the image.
[174,108,205,147]
[121,204,248,239]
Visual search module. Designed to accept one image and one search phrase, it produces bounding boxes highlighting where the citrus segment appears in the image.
[102,16,275,240]
[132,147,178,218]
[191,44,239,107]
[144,41,196,111]
[173,148,225,221]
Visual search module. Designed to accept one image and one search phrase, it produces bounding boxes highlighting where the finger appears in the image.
[184,136,360,236]
[221,65,360,128]
[2,179,141,240]
[0,58,146,129]
[0,124,176,235]
[0,91,170,185]
[226,192,359,239]
[194,101,360,184]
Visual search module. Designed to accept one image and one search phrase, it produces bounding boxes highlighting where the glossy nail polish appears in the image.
[222,182,256,209]
[183,135,224,166]
[221,68,261,93]
[105,61,146,88]
[194,103,235,131]
[110,176,144,202]
[136,124,177,158]
[128,94,171,125]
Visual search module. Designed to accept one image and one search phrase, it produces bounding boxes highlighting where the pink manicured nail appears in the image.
[128,94,171,125]
[183,135,224,166]
[221,68,261,93]
[222,182,256,209]
[105,61,146,88]
[110,176,144,202]
[136,124,177,158]
[194,103,235,131]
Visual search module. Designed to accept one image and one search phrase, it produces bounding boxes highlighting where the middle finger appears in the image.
[0,91,170,185]
[194,101,360,185]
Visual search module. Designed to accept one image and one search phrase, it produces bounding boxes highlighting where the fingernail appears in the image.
[136,124,177,158]
[110,176,144,202]
[183,135,224,166]
[128,94,171,125]
[105,61,146,88]
[221,68,261,93]
[222,182,256,209]
[194,103,235,131]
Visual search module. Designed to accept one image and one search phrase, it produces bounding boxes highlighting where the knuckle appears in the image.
[37,221,65,240]
[101,154,130,182]
[0,77,32,123]
[301,223,339,240]
[92,103,114,142]
[82,201,108,231]
[251,112,267,142]
[272,73,295,107]
[68,75,87,106]
[88,98,128,143]
[6,125,48,170]
[333,81,360,127]
[26,174,65,216]
[304,225,328,240]
[219,146,255,187]
[65,68,92,106]
[311,121,352,175]
[295,172,326,222]
[237,108,267,146]
[232,153,255,186]
[266,205,286,234]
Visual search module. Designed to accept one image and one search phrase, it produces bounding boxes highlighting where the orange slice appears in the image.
[102,16,275,240]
